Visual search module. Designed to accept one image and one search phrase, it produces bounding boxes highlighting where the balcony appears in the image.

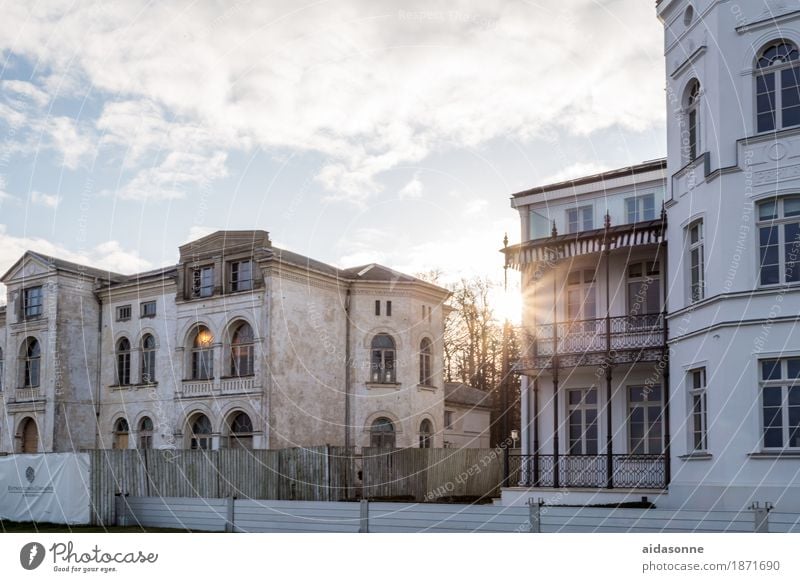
[508,454,667,489]
[180,380,214,397]
[517,313,665,371]
[220,376,258,394]
[14,387,44,402]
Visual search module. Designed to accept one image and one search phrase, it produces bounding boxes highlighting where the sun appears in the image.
[492,283,523,325]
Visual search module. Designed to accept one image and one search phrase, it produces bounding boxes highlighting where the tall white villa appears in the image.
[503,0,800,510]
[0,230,449,453]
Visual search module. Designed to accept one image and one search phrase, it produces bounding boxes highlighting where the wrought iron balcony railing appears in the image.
[507,453,667,490]
[515,313,666,370]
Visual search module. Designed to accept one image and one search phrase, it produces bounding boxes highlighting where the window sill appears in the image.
[109,384,134,391]
[183,378,215,382]
[140,314,156,319]
[678,452,712,461]
[366,382,400,389]
[417,384,437,392]
[220,374,256,380]
[135,382,158,389]
[748,451,800,459]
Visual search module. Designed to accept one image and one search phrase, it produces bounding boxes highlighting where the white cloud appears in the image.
[0,0,665,202]
[464,199,488,215]
[2,80,49,107]
[0,225,152,304]
[539,161,615,186]
[31,191,61,208]
[398,175,424,199]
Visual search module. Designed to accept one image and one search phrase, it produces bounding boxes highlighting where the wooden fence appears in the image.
[90,446,506,525]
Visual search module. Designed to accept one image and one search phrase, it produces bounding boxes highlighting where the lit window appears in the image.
[755,40,800,132]
[191,326,214,380]
[757,196,800,285]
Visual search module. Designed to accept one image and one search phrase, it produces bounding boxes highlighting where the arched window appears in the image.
[755,40,800,132]
[227,412,253,450]
[419,419,433,448]
[141,334,156,384]
[19,417,38,453]
[419,338,433,386]
[370,417,396,448]
[685,79,701,161]
[138,416,153,449]
[230,322,255,377]
[191,326,214,380]
[113,418,129,449]
[116,338,131,385]
[370,334,396,383]
[21,338,40,388]
[189,414,212,449]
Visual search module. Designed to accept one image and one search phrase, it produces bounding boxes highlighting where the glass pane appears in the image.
[761,265,780,285]
[764,427,783,448]
[758,112,776,132]
[585,389,597,404]
[569,390,581,405]
[763,405,783,428]
[648,386,662,402]
[630,407,644,423]
[783,105,800,127]
[756,74,775,93]
[762,360,782,381]
[785,197,800,217]
[629,387,645,402]
[647,406,662,422]
[789,386,800,405]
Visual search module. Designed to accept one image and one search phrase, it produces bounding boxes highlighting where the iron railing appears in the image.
[507,454,667,489]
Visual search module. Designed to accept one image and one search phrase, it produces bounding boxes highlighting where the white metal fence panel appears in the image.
[369,502,530,533]
[233,500,362,533]
[118,496,228,532]
[539,507,754,533]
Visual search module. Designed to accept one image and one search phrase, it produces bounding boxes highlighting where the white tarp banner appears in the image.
[0,453,90,524]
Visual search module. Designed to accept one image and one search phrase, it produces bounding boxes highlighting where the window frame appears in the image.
[759,357,800,450]
[444,410,454,430]
[419,419,433,448]
[227,411,254,450]
[116,304,132,321]
[190,326,215,381]
[141,334,156,384]
[626,261,661,316]
[757,196,800,287]
[626,385,664,455]
[23,286,43,319]
[230,322,255,377]
[370,417,396,448]
[189,414,213,450]
[22,338,41,388]
[566,269,597,321]
[113,418,130,450]
[566,204,594,234]
[140,300,157,318]
[116,337,132,386]
[370,334,397,384]
[229,259,253,293]
[191,265,215,298]
[687,219,705,303]
[138,417,154,449]
[688,368,708,453]
[754,40,800,133]
[419,338,433,386]
[566,388,599,455]
[624,193,657,224]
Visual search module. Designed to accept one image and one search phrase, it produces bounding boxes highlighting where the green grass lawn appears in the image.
[1,520,192,533]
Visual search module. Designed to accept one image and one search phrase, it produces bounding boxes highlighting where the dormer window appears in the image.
[755,40,800,132]
[23,286,43,318]
[229,260,253,292]
[191,265,214,298]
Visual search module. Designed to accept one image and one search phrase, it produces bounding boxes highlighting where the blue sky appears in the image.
[0,1,666,307]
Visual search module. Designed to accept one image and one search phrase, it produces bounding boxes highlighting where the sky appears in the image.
[0,0,667,314]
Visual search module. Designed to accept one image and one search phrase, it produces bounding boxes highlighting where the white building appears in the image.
[502,0,800,511]
[443,382,492,449]
[0,230,449,453]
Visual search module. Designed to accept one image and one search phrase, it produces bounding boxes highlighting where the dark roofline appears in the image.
[512,158,667,199]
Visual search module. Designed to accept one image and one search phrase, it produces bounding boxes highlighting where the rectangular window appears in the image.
[375,300,381,316]
[23,286,43,318]
[625,193,656,224]
[229,260,253,292]
[386,301,392,316]
[687,220,705,302]
[760,357,800,449]
[566,205,593,233]
[444,411,454,430]
[566,270,597,321]
[689,368,708,452]
[627,261,661,316]
[116,305,132,321]
[627,385,663,455]
[688,108,698,161]
[140,301,156,318]
[567,388,598,455]
[758,197,800,286]
[191,266,214,298]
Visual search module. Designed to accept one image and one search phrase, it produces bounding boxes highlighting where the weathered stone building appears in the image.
[0,230,449,453]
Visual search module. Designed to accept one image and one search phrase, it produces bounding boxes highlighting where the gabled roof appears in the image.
[1,250,127,283]
[341,263,420,283]
[444,382,494,408]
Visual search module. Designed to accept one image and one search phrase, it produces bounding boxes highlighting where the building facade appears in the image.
[0,230,449,453]
[443,382,492,449]
[502,0,800,511]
